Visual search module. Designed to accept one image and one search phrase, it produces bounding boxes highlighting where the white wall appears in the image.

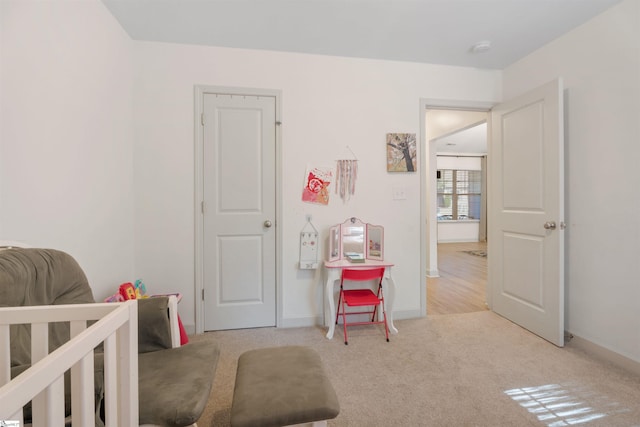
[0,0,135,297]
[437,221,479,243]
[5,1,637,368]
[4,0,637,368]
[503,0,640,362]
[131,42,502,329]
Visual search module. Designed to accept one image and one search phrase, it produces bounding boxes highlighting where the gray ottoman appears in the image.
[230,346,340,427]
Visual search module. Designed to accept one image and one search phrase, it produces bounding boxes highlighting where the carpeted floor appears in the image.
[192,311,640,426]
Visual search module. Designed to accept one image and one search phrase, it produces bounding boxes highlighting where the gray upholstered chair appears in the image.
[0,247,219,427]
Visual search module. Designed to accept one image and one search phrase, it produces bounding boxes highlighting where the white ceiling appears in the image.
[102,0,621,69]
[427,110,488,154]
[435,122,487,155]
[101,0,620,154]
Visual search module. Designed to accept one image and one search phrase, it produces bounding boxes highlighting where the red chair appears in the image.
[335,267,389,345]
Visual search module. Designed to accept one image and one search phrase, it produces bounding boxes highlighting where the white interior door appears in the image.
[489,78,565,346]
[202,93,276,331]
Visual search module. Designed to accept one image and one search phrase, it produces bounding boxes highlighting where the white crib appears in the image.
[0,300,139,427]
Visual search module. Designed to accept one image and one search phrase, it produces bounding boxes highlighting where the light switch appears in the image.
[392,186,407,200]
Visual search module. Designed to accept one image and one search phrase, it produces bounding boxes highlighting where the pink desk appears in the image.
[323,259,398,339]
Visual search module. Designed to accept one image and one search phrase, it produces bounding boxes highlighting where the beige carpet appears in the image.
[192,312,640,426]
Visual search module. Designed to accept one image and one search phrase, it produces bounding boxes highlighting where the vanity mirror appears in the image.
[328,217,384,262]
[329,225,340,261]
[367,224,384,260]
[341,217,366,261]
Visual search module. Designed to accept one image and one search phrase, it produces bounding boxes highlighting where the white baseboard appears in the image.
[280,316,322,328]
[280,311,423,329]
[391,309,423,320]
[188,317,320,335]
[568,333,640,377]
[426,269,439,278]
[192,311,424,334]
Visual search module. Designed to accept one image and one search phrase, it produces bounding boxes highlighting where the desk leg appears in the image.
[325,270,339,339]
[384,269,398,334]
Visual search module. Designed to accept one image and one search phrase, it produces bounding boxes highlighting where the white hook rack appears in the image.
[299,216,319,269]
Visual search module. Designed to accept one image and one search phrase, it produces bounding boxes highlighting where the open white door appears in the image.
[489,79,565,346]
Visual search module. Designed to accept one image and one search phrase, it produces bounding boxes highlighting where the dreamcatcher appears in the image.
[336,150,358,202]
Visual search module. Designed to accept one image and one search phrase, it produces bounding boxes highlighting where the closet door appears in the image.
[202,93,276,330]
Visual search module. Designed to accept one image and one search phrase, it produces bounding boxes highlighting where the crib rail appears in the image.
[0,301,138,427]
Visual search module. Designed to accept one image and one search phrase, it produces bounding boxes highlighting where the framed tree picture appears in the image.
[386,133,417,172]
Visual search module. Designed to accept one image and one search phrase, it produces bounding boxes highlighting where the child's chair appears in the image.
[335,267,389,345]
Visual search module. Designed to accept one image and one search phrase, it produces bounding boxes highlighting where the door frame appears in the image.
[419,98,496,317]
[194,85,282,334]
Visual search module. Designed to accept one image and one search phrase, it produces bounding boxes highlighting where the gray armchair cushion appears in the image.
[1,248,220,427]
[137,297,173,353]
[138,340,220,427]
[0,248,95,366]
[231,346,340,427]
[1,248,103,424]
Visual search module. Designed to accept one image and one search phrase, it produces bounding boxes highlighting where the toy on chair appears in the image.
[119,282,137,300]
[104,279,146,302]
[134,279,148,299]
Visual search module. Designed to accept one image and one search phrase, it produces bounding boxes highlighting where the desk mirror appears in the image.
[329,224,340,261]
[341,217,365,260]
[328,217,384,262]
[367,224,384,260]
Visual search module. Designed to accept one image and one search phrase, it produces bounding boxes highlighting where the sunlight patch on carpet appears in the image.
[505,383,631,426]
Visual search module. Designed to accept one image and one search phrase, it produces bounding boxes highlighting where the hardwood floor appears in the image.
[427,241,488,315]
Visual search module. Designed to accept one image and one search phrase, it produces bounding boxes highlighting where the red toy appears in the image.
[119,282,137,300]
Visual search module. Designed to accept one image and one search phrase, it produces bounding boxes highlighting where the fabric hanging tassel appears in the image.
[336,159,357,202]
[349,160,357,197]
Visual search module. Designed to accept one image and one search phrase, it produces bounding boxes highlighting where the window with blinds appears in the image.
[437,169,481,221]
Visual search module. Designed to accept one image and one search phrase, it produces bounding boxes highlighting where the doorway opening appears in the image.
[425,108,489,315]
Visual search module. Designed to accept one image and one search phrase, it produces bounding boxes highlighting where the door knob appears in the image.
[543,221,556,230]
[264,220,273,228]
